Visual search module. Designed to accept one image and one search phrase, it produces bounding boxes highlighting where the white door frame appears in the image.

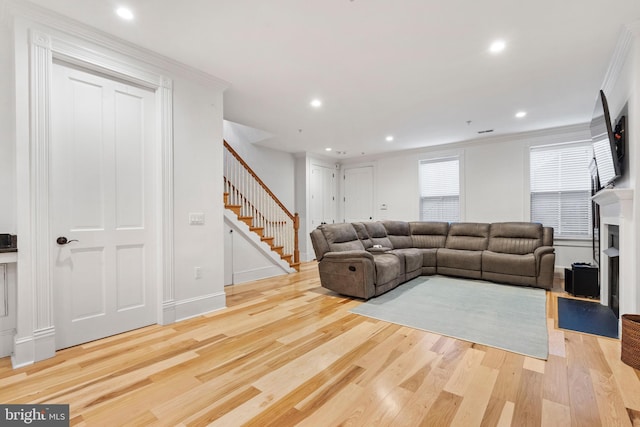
[12,26,175,367]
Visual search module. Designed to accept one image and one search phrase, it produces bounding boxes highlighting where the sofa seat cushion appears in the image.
[415,248,437,267]
[372,253,402,285]
[483,251,537,277]
[389,248,423,273]
[437,248,482,270]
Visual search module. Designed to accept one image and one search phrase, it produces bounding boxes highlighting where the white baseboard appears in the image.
[174,292,226,322]
[233,265,287,285]
[160,299,177,325]
[11,327,56,368]
[11,335,34,369]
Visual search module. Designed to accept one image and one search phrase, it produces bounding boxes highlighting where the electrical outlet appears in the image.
[194,266,202,279]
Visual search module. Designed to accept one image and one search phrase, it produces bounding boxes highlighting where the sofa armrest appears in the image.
[366,246,392,254]
[323,250,374,261]
[534,246,555,289]
[534,246,554,258]
[318,251,376,299]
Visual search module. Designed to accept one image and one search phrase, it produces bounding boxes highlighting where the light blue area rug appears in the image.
[350,275,548,359]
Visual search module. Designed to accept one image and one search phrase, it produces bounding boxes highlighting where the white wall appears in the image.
[340,124,595,270]
[172,77,226,317]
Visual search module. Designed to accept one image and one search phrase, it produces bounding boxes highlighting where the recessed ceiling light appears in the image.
[325,147,332,152]
[310,99,322,108]
[489,40,506,54]
[515,111,527,118]
[116,7,134,20]
[385,135,394,142]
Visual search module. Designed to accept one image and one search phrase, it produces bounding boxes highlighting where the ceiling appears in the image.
[22,0,640,158]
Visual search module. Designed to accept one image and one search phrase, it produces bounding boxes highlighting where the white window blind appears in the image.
[419,157,459,222]
[530,143,593,238]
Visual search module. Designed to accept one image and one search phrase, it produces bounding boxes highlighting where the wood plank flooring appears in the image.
[2,262,640,426]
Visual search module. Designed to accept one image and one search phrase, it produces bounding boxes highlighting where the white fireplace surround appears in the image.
[591,188,635,323]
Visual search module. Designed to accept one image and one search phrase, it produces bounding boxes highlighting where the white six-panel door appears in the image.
[51,63,157,349]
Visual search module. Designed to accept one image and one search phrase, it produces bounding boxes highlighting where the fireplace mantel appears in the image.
[592,188,634,219]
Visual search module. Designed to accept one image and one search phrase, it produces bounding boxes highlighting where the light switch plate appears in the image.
[189,212,205,225]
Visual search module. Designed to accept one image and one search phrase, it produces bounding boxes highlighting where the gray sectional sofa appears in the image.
[310,221,555,299]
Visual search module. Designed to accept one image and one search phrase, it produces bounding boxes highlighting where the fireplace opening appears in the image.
[607,225,620,318]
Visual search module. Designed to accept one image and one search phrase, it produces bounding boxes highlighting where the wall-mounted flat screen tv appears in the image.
[590,90,623,188]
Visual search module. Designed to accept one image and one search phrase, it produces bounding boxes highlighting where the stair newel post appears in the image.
[293,213,300,265]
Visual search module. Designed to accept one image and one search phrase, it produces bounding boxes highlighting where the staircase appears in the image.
[224,193,299,270]
[224,141,300,272]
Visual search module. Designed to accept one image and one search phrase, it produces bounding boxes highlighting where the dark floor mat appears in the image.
[558,297,618,338]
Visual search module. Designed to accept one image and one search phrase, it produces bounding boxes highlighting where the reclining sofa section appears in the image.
[310,221,555,300]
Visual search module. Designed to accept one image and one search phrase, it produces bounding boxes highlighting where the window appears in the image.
[419,157,460,222]
[530,142,593,238]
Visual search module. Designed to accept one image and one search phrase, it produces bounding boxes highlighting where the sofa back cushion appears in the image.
[320,223,365,252]
[488,222,543,255]
[352,222,373,249]
[409,222,449,248]
[363,222,393,248]
[382,221,412,249]
[445,223,490,251]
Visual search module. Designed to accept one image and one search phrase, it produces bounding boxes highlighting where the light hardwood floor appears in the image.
[2,262,640,426]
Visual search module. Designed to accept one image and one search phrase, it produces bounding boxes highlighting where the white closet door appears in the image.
[344,166,374,222]
[51,63,157,349]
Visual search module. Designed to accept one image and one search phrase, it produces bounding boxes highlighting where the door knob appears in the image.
[56,236,79,245]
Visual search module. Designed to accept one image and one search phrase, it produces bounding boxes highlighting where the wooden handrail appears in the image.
[224,140,295,221]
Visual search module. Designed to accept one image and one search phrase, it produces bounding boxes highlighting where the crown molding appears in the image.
[601,20,639,96]
[4,0,230,91]
[339,122,591,165]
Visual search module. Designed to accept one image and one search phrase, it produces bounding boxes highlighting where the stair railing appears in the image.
[223,141,299,267]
